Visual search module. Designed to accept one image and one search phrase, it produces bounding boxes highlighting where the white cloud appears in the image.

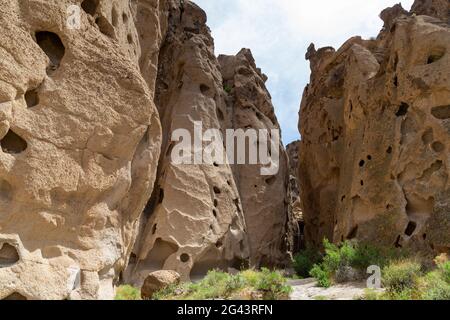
[193,0,415,143]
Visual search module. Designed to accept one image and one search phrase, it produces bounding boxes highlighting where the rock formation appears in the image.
[0,0,162,299]
[126,1,250,284]
[219,49,296,267]
[298,0,450,253]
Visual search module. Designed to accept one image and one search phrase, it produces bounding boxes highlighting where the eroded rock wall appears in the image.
[299,0,450,253]
[127,1,250,284]
[219,49,295,267]
[0,0,162,299]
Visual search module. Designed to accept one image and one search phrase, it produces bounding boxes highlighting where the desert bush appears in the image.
[153,269,292,300]
[255,268,292,300]
[115,285,141,300]
[382,259,422,294]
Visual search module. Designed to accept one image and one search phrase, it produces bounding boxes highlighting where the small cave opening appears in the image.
[180,253,190,263]
[431,105,450,120]
[404,221,417,237]
[1,130,27,154]
[396,102,409,117]
[81,0,99,16]
[347,225,358,240]
[200,84,210,95]
[127,33,133,44]
[25,88,39,108]
[151,224,157,235]
[95,17,116,38]
[158,188,164,204]
[213,186,221,194]
[0,243,20,266]
[213,199,218,207]
[386,146,393,154]
[359,160,365,167]
[394,235,402,248]
[427,47,445,64]
[122,12,129,23]
[35,32,65,75]
[432,141,445,153]
[212,209,218,218]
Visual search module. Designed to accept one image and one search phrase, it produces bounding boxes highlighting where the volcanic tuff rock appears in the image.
[0,0,162,299]
[219,49,296,267]
[141,270,180,299]
[298,0,450,253]
[126,1,250,284]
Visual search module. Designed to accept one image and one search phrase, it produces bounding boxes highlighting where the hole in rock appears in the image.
[213,199,218,207]
[122,13,128,23]
[81,0,99,15]
[360,180,364,186]
[158,188,164,204]
[394,235,402,248]
[25,88,39,108]
[432,141,445,153]
[427,47,445,64]
[215,240,223,248]
[393,75,398,87]
[145,238,178,271]
[180,253,190,263]
[127,34,133,44]
[226,180,231,186]
[95,17,115,38]
[405,221,417,237]
[0,243,19,266]
[35,32,65,74]
[1,130,27,154]
[386,146,393,154]
[422,234,427,240]
[111,7,119,27]
[213,209,218,218]
[2,293,27,300]
[359,160,365,167]
[213,186,221,194]
[216,108,224,121]
[0,179,13,202]
[422,129,434,145]
[213,162,219,167]
[129,253,137,264]
[396,102,409,117]
[431,105,450,119]
[347,225,358,240]
[367,155,372,160]
[200,84,210,94]
[265,176,276,185]
[151,224,157,235]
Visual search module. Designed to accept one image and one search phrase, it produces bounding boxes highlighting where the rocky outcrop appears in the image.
[126,1,250,284]
[0,0,162,299]
[299,0,450,253]
[219,49,296,267]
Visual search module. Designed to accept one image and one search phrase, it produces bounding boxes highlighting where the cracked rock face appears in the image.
[299,1,450,253]
[0,0,162,299]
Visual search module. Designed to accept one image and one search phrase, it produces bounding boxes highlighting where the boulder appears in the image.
[141,270,180,300]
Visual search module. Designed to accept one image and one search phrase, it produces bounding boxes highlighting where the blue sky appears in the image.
[193,0,414,144]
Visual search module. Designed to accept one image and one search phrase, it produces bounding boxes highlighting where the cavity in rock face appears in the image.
[126,1,250,284]
[0,0,161,300]
[219,49,296,267]
[298,0,450,253]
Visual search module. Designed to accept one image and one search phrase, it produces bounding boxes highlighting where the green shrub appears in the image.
[439,261,450,283]
[153,269,292,300]
[310,264,331,288]
[255,268,292,300]
[382,259,422,294]
[115,285,141,300]
[293,247,322,277]
[421,270,450,300]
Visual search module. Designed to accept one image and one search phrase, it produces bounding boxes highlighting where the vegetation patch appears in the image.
[115,285,141,300]
[152,268,292,300]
